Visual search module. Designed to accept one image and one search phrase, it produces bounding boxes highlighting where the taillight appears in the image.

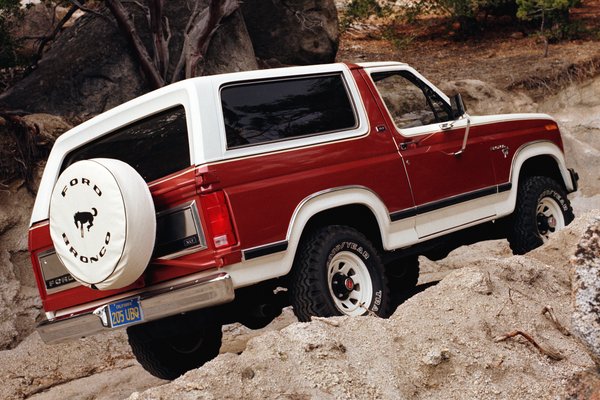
[201,191,237,248]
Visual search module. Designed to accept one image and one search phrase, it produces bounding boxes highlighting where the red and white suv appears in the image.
[29,61,578,379]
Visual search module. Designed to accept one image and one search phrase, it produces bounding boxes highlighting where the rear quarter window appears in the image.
[61,105,190,182]
[221,74,357,149]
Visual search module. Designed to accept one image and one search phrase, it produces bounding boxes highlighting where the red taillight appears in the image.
[201,191,236,248]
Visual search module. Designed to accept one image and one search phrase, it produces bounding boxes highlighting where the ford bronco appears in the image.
[29,62,578,379]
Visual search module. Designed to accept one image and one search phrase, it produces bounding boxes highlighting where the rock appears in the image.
[128,214,598,399]
[203,10,258,75]
[0,10,146,118]
[469,271,494,295]
[571,216,600,366]
[0,186,41,350]
[0,3,257,118]
[22,114,72,144]
[242,0,339,65]
[422,348,451,366]
[439,80,536,116]
[566,369,600,400]
[10,4,65,57]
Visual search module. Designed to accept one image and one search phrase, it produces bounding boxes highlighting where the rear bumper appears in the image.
[37,272,234,344]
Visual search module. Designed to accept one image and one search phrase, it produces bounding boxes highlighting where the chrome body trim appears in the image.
[37,272,234,344]
[38,249,81,294]
[154,200,207,259]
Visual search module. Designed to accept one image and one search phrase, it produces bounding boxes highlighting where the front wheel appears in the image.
[508,176,574,255]
[290,225,391,322]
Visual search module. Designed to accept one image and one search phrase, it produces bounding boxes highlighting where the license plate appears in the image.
[107,297,143,328]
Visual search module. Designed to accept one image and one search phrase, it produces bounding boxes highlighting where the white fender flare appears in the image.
[496,141,575,217]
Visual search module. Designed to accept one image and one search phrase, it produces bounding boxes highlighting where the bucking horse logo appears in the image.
[74,208,98,238]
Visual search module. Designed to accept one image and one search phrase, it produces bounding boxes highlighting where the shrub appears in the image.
[0,0,23,68]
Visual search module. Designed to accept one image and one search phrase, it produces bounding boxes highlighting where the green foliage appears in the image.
[381,25,415,49]
[403,0,517,23]
[0,0,23,68]
[516,0,576,22]
[340,0,390,30]
[346,0,387,19]
[516,0,579,46]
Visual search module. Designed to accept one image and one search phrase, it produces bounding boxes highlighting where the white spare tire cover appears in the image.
[49,158,156,290]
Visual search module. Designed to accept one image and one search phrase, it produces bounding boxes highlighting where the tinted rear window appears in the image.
[61,106,190,182]
[221,74,357,149]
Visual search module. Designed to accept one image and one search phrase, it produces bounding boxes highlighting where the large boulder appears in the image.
[1,10,146,118]
[0,3,258,118]
[242,0,339,65]
[571,216,600,366]
[0,185,42,350]
[0,1,341,118]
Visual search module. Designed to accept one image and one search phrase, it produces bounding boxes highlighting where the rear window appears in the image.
[221,74,357,149]
[61,105,190,182]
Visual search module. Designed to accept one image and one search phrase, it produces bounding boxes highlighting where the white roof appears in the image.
[356,61,407,68]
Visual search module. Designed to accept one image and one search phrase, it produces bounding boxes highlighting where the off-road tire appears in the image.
[386,256,419,307]
[508,176,574,255]
[127,316,222,380]
[290,225,391,322]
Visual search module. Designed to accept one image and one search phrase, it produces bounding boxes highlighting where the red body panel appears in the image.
[485,121,563,185]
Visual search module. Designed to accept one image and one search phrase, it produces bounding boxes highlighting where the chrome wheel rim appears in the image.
[327,251,373,316]
[536,197,565,242]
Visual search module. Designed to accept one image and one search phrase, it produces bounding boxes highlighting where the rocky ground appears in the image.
[1,2,600,399]
[2,213,596,400]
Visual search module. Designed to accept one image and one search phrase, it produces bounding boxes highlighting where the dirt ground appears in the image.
[337,0,600,99]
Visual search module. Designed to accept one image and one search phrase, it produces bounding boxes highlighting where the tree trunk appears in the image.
[105,0,165,89]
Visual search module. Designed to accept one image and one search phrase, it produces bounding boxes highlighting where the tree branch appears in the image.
[148,0,169,80]
[494,330,564,361]
[29,4,79,70]
[172,0,240,82]
[68,0,113,23]
[105,0,165,89]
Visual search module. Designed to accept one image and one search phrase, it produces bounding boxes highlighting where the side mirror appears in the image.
[450,93,466,119]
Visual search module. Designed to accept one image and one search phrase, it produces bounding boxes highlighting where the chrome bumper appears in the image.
[37,272,235,344]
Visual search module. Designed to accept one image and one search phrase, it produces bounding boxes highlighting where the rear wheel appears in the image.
[508,176,574,255]
[290,225,391,321]
[127,313,222,380]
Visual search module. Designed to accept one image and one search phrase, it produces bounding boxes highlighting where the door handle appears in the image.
[399,141,417,150]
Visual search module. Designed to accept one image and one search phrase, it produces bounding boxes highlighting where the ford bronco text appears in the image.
[29,62,578,379]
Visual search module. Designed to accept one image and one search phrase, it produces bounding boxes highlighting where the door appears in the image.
[368,67,497,238]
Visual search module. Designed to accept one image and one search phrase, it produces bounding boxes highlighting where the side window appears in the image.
[62,105,190,182]
[371,71,452,130]
[221,74,357,149]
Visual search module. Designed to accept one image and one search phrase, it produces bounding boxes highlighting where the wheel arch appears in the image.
[286,186,390,251]
[495,141,575,217]
[510,141,574,192]
[300,204,384,249]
